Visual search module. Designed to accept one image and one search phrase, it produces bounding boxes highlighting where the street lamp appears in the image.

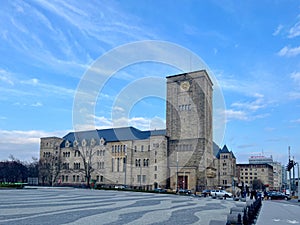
[124,152,127,187]
[176,151,178,193]
[140,159,142,189]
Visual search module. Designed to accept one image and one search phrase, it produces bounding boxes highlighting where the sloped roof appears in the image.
[216,145,236,159]
[61,127,166,147]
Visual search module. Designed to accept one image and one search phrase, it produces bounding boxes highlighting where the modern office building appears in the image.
[39,70,216,191]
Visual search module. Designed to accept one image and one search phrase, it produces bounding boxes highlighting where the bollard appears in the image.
[227,213,242,225]
[230,206,246,214]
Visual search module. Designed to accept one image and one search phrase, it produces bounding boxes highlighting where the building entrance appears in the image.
[178,175,188,189]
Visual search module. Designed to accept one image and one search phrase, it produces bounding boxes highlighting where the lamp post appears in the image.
[124,152,127,187]
[296,162,300,202]
[176,151,178,193]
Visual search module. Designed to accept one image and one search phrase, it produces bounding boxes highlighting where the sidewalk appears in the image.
[256,199,300,225]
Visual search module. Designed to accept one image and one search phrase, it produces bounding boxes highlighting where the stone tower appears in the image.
[166,70,215,191]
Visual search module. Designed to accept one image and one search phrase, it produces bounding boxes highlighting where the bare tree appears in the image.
[39,151,61,186]
[73,138,97,188]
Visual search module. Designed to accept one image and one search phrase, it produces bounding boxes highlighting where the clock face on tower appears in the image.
[180,81,190,91]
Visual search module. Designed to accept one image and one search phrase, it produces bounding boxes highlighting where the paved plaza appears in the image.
[0,188,238,225]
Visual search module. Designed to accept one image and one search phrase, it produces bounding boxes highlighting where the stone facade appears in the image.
[166,70,215,191]
[215,145,237,189]
[39,70,216,191]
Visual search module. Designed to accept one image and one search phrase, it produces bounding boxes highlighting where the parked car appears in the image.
[211,190,233,198]
[178,189,192,195]
[267,191,291,200]
[154,188,167,193]
[201,190,211,197]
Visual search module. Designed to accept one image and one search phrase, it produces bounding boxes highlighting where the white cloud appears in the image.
[278,46,300,57]
[21,77,74,97]
[231,96,266,112]
[224,109,248,121]
[291,72,300,85]
[290,118,300,123]
[288,20,300,38]
[0,69,14,85]
[31,102,43,107]
[92,115,165,131]
[0,130,68,145]
[288,91,300,100]
[273,24,283,36]
[0,129,70,161]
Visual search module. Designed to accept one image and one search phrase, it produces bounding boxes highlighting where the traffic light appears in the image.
[286,159,294,171]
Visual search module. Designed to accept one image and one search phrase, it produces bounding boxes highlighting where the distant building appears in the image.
[248,155,282,190]
[236,163,274,190]
[249,155,273,164]
[215,145,237,189]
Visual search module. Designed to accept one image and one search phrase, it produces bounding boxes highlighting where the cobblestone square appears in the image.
[0,188,236,225]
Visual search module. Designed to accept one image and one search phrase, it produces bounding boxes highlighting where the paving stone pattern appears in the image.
[0,188,237,225]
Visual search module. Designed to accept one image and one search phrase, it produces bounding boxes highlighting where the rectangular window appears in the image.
[142,175,146,183]
[137,175,141,182]
[117,158,120,172]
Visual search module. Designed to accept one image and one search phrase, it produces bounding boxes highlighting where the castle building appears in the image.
[39,70,216,191]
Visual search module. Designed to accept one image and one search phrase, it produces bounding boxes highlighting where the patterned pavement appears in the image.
[0,188,237,225]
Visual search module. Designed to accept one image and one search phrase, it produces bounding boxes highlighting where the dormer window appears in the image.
[91,138,96,147]
[100,137,105,145]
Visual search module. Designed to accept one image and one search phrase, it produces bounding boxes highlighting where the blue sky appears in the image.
[0,0,300,164]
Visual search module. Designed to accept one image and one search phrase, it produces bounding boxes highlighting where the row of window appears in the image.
[178,104,191,111]
[43,152,51,158]
[134,145,150,152]
[63,152,70,157]
[112,145,127,153]
[96,150,105,156]
[240,176,258,180]
[135,159,150,167]
[97,161,105,169]
[175,144,193,151]
[61,175,105,183]
[74,162,80,170]
[111,157,126,172]
[241,172,258,176]
[62,163,69,170]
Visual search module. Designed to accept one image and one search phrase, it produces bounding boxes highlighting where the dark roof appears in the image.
[61,127,166,147]
[213,142,220,157]
[216,145,236,159]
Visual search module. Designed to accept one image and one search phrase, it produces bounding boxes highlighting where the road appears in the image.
[256,200,300,225]
[0,188,237,225]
